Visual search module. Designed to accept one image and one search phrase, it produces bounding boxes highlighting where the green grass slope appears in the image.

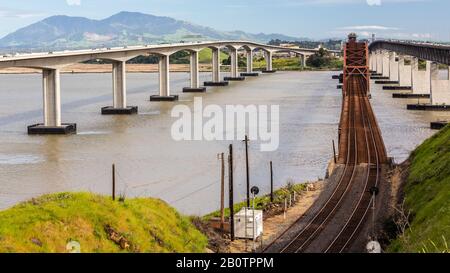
[389,125,450,253]
[0,192,207,253]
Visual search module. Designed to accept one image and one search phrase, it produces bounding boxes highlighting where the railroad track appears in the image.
[324,75,382,253]
[262,36,387,254]
[262,79,386,253]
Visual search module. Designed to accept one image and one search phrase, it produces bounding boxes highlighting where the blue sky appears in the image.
[0,0,448,41]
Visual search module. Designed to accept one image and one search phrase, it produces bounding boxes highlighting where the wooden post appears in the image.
[112,164,116,201]
[219,153,225,231]
[332,140,337,164]
[228,144,235,241]
[244,135,250,207]
[270,161,274,203]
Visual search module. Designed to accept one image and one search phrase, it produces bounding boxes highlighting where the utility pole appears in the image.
[243,135,250,207]
[218,153,225,231]
[270,161,274,203]
[332,140,337,164]
[228,144,235,241]
[112,164,116,201]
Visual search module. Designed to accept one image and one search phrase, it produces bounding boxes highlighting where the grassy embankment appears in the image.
[388,125,450,253]
[0,192,207,253]
[203,182,307,220]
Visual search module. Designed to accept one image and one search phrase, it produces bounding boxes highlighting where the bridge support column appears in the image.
[376,50,383,74]
[382,51,390,78]
[397,55,412,87]
[28,68,76,134]
[240,49,259,77]
[204,47,229,86]
[262,51,276,73]
[102,61,138,114]
[151,55,178,101]
[183,51,206,93]
[388,52,399,82]
[411,57,431,95]
[300,54,307,68]
[224,47,245,81]
[430,62,450,106]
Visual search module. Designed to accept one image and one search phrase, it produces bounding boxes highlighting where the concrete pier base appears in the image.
[150,95,179,101]
[28,123,77,135]
[407,104,450,111]
[182,87,206,93]
[371,76,389,80]
[204,81,229,86]
[383,86,411,90]
[101,106,138,115]
[224,76,245,81]
[431,121,448,130]
[375,80,399,84]
[240,72,259,77]
[262,70,276,73]
[392,93,430,99]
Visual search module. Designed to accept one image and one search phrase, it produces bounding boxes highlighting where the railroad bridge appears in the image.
[264,34,389,253]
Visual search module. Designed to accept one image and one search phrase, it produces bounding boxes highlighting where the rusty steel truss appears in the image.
[343,40,370,96]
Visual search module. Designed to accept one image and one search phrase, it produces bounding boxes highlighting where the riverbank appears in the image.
[383,125,450,253]
[0,192,207,253]
[196,179,327,253]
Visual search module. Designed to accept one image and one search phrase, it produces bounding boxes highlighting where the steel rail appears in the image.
[276,78,360,253]
[324,76,380,252]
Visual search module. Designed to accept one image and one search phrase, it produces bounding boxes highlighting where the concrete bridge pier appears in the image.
[262,51,276,73]
[382,50,390,78]
[224,47,245,81]
[370,52,376,72]
[398,55,412,87]
[408,62,450,110]
[204,47,229,87]
[28,68,76,134]
[150,54,179,101]
[376,50,383,75]
[411,57,431,95]
[102,61,138,114]
[241,49,259,77]
[183,50,206,93]
[300,54,307,68]
[388,52,399,82]
[430,62,450,106]
[388,54,414,93]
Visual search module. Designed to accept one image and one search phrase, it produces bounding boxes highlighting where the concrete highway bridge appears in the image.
[0,41,338,134]
[369,40,450,110]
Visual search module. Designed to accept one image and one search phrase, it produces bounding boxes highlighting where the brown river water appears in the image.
[0,71,448,215]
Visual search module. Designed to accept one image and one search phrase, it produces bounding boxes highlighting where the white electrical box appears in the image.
[234,208,263,239]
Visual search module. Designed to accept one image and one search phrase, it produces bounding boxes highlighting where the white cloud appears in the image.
[366,0,382,5]
[84,32,113,42]
[339,25,399,30]
[0,9,44,18]
[66,0,81,6]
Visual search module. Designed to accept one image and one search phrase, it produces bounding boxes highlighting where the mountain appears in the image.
[0,11,306,51]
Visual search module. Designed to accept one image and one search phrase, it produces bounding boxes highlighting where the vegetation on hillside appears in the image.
[204,182,308,220]
[306,48,343,70]
[0,192,208,253]
[388,125,450,253]
[268,39,343,51]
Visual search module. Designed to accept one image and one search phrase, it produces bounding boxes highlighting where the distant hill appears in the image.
[0,11,307,51]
